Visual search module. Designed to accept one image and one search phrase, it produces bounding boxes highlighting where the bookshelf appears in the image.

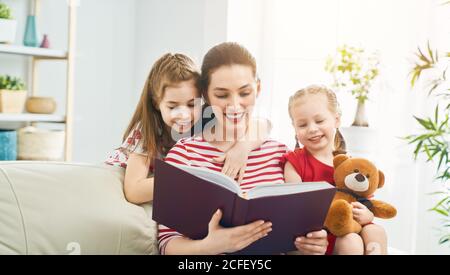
[0,0,77,161]
[0,44,67,59]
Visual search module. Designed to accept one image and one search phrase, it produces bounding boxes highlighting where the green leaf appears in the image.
[431,208,449,217]
[437,116,449,132]
[431,196,449,209]
[438,151,449,170]
[429,148,442,160]
[438,235,450,245]
[413,116,434,130]
[437,167,450,180]
[428,81,441,96]
[413,140,424,158]
[0,75,26,90]
[417,47,429,63]
[435,105,439,125]
[427,41,435,63]
[428,191,449,195]
[0,3,12,19]
[411,70,420,87]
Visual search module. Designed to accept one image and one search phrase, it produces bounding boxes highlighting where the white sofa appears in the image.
[0,161,158,255]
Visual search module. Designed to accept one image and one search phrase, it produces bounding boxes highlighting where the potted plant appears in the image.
[0,2,17,43]
[325,45,380,156]
[405,41,450,245]
[325,45,380,127]
[0,75,27,113]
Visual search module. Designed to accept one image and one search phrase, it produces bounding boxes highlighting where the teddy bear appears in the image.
[324,154,397,237]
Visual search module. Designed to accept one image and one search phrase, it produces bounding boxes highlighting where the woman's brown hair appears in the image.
[123,53,200,159]
[199,42,257,102]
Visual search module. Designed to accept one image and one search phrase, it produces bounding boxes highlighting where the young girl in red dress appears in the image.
[284,85,388,255]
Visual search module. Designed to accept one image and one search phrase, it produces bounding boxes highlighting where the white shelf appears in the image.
[0,113,65,122]
[0,113,65,130]
[0,44,67,59]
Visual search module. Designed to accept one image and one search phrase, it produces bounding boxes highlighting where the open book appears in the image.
[152,158,336,255]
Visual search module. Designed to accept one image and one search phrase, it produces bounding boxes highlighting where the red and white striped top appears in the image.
[157,136,290,254]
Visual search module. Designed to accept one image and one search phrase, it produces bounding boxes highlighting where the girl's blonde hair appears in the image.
[288,84,346,156]
[123,53,200,159]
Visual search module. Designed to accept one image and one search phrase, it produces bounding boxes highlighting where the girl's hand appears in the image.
[213,142,249,184]
[294,230,328,255]
[352,202,374,225]
[201,209,272,254]
[213,118,271,183]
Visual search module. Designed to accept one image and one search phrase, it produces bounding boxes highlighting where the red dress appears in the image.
[283,148,336,255]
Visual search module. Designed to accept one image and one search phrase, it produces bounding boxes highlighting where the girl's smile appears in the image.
[159,79,201,135]
[308,134,325,143]
[291,93,340,154]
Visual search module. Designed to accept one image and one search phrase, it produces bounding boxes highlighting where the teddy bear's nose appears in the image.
[355,173,366,182]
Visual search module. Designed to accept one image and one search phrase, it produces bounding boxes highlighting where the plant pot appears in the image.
[26,96,56,114]
[0,89,27,113]
[340,126,377,157]
[17,126,65,160]
[0,18,17,43]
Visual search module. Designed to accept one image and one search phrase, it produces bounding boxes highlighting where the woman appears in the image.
[158,42,329,255]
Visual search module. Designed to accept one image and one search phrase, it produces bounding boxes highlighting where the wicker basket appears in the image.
[17,126,65,160]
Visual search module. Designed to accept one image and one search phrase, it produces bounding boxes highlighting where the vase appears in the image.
[352,100,369,127]
[23,15,39,47]
[40,34,50,48]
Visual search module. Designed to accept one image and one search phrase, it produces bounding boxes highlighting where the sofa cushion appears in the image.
[0,161,158,255]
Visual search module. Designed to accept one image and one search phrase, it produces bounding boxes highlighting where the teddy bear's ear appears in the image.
[333,154,349,168]
[378,170,385,188]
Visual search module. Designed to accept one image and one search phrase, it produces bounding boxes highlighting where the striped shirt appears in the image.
[157,136,290,254]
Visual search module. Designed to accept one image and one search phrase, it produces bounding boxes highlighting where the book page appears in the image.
[246,181,334,199]
[171,163,241,194]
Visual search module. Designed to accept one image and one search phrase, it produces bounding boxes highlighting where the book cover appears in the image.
[152,158,336,255]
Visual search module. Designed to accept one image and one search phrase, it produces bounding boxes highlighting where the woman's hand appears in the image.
[201,209,272,254]
[294,230,328,255]
[213,142,249,184]
[352,202,374,225]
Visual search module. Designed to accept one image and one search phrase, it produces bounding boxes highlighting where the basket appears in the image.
[17,126,65,160]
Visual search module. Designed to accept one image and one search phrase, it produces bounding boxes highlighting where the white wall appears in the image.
[73,0,137,162]
[133,0,207,100]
